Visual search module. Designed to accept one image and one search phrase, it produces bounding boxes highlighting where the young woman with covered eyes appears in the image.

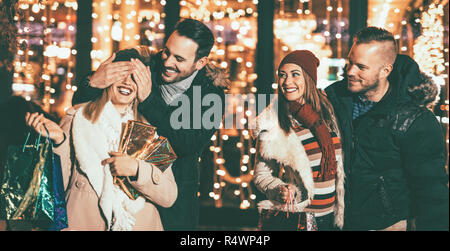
[25,49,177,231]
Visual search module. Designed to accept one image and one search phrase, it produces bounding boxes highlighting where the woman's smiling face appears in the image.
[110,74,138,106]
[278,63,306,104]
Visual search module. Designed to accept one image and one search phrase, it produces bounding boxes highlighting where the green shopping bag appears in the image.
[0,128,59,227]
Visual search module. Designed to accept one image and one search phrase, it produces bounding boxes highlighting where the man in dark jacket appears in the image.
[325,27,449,231]
[72,19,229,230]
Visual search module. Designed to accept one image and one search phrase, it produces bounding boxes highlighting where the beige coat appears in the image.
[54,106,177,231]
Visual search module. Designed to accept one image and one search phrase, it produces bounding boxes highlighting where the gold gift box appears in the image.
[114,120,177,200]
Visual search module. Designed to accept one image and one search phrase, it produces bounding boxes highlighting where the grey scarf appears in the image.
[159,70,198,104]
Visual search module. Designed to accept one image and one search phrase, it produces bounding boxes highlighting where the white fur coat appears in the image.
[252,101,345,229]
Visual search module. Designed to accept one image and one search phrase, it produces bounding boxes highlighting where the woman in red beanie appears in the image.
[252,50,345,231]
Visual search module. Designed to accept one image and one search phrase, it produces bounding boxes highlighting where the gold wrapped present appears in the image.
[114,120,177,200]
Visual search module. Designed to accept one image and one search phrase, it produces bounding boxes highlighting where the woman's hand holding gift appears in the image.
[102,152,139,178]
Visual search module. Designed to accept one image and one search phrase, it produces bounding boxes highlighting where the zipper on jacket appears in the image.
[378,176,396,218]
[347,120,355,212]
[341,101,355,219]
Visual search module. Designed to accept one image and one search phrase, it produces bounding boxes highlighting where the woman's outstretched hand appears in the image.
[25,112,65,145]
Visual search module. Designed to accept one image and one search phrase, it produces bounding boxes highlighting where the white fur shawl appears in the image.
[72,101,145,231]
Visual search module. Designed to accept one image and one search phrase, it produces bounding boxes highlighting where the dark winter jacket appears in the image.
[325,54,449,231]
[73,49,228,230]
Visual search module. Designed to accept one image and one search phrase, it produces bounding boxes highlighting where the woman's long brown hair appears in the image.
[278,67,339,135]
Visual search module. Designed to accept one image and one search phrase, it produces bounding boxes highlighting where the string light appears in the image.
[368,0,406,49]
[179,0,259,209]
[336,0,343,58]
[325,0,331,41]
[413,2,448,135]
[413,3,446,77]
[274,0,334,89]
[42,1,53,113]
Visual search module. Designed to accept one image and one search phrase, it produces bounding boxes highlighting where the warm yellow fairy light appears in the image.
[216,170,226,176]
[240,200,250,209]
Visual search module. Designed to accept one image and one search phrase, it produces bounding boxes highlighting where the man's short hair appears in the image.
[354,26,398,54]
[174,18,215,61]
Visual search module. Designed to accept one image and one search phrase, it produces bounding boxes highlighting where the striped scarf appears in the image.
[288,103,337,181]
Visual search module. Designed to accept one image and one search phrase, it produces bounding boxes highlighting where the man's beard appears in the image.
[348,78,380,97]
[161,65,197,84]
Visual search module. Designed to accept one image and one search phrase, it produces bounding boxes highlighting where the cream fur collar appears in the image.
[252,100,345,229]
[72,101,145,231]
[252,101,315,201]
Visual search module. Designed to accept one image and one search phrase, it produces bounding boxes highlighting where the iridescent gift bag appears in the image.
[48,154,68,231]
[0,129,68,230]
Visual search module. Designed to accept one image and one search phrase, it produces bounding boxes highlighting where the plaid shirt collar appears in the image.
[352,94,376,120]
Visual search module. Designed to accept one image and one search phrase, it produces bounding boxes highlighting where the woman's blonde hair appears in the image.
[82,85,145,124]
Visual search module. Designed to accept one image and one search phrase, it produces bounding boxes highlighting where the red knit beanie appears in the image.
[278,50,320,83]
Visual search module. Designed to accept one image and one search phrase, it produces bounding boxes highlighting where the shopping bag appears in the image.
[259,209,317,231]
[49,153,68,231]
[0,128,68,230]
